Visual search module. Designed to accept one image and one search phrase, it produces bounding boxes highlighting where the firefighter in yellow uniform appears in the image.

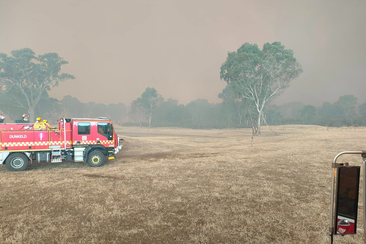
[34,117,46,130]
[43,119,54,130]
[34,117,41,129]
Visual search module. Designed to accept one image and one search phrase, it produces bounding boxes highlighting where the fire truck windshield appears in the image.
[97,123,113,140]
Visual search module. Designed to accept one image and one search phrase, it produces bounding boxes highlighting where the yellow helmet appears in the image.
[36,117,41,121]
[43,119,48,123]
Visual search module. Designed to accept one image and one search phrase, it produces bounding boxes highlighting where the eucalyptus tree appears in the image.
[359,102,366,119]
[220,42,302,134]
[219,84,253,127]
[140,87,163,127]
[61,95,85,118]
[336,95,358,121]
[0,84,25,120]
[300,105,316,124]
[107,103,127,123]
[218,85,239,126]
[0,48,74,120]
[129,97,147,127]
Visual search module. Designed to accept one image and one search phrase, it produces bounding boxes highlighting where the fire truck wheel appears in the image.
[87,150,105,167]
[5,153,29,171]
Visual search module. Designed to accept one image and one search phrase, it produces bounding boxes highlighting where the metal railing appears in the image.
[329,151,366,244]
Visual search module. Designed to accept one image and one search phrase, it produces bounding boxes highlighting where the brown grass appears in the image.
[0,125,365,243]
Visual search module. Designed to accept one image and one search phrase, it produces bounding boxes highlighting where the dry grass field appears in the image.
[1,125,365,243]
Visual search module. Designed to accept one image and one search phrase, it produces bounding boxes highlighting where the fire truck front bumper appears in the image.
[114,145,122,154]
[114,136,123,155]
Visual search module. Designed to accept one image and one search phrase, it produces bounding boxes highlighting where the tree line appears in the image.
[0,43,303,134]
[2,45,364,131]
[127,88,366,129]
[269,94,366,127]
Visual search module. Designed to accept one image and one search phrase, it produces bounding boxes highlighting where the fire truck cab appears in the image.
[0,117,123,171]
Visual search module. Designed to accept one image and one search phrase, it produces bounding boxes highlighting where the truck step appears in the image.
[51,159,62,163]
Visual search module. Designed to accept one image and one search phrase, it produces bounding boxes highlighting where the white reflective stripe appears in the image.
[1,141,72,147]
[73,140,114,144]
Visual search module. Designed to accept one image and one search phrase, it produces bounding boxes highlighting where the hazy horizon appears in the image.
[1,0,365,107]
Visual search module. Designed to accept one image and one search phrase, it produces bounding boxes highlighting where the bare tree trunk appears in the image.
[257,111,261,135]
[149,107,153,128]
[249,115,257,135]
[246,106,257,135]
[238,107,242,125]
[28,106,35,122]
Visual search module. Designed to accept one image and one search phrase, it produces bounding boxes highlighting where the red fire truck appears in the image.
[0,117,123,171]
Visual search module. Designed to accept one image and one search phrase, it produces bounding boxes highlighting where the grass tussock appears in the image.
[0,125,365,243]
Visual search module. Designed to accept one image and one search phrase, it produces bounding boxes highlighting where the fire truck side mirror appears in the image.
[334,166,360,235]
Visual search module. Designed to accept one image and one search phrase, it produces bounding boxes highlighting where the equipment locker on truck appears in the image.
[0,117,123,171]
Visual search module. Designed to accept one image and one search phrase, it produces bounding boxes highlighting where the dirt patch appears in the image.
[82,173,125,180]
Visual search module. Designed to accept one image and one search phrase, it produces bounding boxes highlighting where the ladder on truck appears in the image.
[50,118,67,163]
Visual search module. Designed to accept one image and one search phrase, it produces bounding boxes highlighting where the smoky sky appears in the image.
[0,0,365,106]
